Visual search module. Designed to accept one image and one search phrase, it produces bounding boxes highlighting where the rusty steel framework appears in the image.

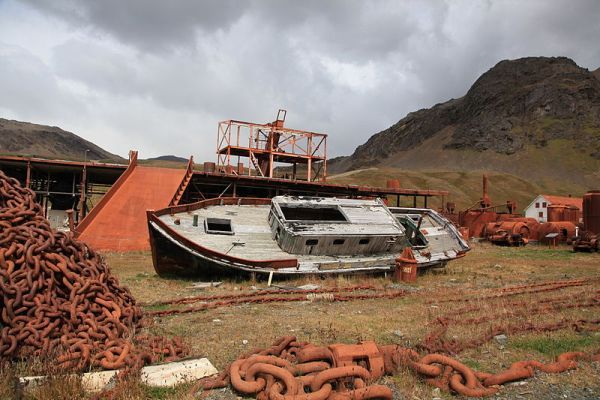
[216,110,327,182]
[0,154,126,225]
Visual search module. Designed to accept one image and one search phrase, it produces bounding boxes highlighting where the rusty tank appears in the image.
[536,221,577,243]
[547,205,580,224]
[484,221,531,246]
[459,210,499,238]
[496,217,540,239]
[582,190,600,234]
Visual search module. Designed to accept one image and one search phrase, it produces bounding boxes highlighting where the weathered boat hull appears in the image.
[148,218,396,278]
[147,197,468,279]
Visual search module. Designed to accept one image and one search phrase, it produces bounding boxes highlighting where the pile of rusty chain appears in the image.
[0,170,187,371]
[146,288,408,318]
[191,336,599,399]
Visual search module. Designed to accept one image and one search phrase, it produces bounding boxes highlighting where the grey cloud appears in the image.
[0,45,84,121]
[20,0,247,52]
[4,0,600,161]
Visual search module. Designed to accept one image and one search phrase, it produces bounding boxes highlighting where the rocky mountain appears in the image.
[333,57,600,188]
[0,118,125,163]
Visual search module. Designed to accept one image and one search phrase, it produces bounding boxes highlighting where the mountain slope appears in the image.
[333,57,600,188]
[0,118,125,162]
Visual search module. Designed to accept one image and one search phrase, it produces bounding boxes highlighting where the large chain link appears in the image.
[192,336,599,399]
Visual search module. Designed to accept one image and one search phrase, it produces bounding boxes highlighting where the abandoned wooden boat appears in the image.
[147,196,469,278]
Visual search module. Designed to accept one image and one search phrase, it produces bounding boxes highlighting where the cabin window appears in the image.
[359,238,370,245]
[333,239,345,245]
[306,239,319,246]
[205,218,234,235]
[280,206,347,222]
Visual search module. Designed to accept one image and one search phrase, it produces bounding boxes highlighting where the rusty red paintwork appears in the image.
[216,110,328,182]
[76,157,187,251]
[536,221,577,243]
[169,156,195,206]
[395,247,417,283]
[484,220,531,246]
[547,204,580,224]
[583,190,600,234]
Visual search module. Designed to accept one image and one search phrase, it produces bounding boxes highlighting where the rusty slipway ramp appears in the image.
[76,161,186,252]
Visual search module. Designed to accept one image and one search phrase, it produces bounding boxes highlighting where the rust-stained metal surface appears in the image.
[216,110,327,182]
[0,154,126,226]
[547,204,580,223]
[0,170,187,370]
[191,335,599,399]
[484,220,531,246]
[583,190,600,234]
[178,168,449,206]
[147,197,469,278]
[457,174,521,239]
[394,247,418,282]
[536,221,577,243]
[76,154,187,251]
[169,156,195,207]
[572,230,599,252]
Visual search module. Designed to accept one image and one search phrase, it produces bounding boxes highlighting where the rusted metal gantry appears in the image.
[0,154,126,225]
[216,110,327,182]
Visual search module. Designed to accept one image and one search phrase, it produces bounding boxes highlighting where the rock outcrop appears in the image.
[340,57,600,171]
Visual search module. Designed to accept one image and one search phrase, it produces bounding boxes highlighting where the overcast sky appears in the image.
[1,0,599,161]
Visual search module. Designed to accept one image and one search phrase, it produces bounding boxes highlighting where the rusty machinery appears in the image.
[454,175,593,248]
[483,220,530,246]
[457,174,521,241]
[572,190,600,252]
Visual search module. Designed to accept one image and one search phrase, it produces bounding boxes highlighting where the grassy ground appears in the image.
[3,243,599,399]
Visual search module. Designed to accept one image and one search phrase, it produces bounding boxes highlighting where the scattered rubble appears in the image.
[188,281,223,289]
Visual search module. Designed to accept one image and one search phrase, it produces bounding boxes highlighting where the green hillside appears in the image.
[328,167,586,212]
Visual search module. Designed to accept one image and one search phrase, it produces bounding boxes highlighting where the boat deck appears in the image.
[158,204,396,270]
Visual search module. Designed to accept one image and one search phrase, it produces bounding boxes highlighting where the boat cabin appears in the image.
[268,196,408,256]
